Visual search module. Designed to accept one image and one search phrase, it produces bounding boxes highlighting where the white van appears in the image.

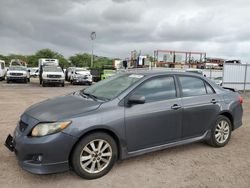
[38,58,59,68]
[41,66,65,87]
[0,60,6,80]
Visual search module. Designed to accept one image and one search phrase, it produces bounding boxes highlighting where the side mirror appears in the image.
[128,95,145,105]
[28,69,31,72]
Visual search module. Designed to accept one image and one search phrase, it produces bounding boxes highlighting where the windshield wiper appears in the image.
[80,91,109,101]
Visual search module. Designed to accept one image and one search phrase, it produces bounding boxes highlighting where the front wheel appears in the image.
[207,115,232,147]
[71,132,118,179]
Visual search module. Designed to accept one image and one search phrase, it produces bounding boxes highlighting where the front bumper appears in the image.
[5,122,77,174]
[43,79,64,84]
[73,78,92,84]
[7,76,27,81]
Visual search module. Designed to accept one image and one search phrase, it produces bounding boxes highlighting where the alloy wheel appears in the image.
[80,139,112,174]
[215,120,230,144]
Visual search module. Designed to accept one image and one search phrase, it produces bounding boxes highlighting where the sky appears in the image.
[0,0,250,62]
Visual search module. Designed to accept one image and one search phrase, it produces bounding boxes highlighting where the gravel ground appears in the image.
[0,79,250,188]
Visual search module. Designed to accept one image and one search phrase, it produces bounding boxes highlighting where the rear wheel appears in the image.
[207,115,232,147]
[71,132,117,179]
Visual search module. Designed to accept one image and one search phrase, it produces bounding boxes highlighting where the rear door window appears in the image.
[179,76,207,97]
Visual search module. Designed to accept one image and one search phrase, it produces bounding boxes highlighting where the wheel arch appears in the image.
[219,111,234,130]
[69,127,123,164]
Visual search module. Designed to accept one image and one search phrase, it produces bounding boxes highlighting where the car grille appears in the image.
[10,73,23,76]
[19,120,28,132]
[47,75,61,78]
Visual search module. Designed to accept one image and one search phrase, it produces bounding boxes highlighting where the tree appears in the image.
[35,49,69,68]
[93,57,113,68]
[69,53,91,67]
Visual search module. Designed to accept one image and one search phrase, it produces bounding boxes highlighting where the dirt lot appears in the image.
[0,79,250,188]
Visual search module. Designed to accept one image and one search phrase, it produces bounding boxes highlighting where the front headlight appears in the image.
[74,74,80,78]
[31,121,71,137]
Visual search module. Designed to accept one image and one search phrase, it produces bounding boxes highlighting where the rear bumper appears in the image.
[233,119,242,130]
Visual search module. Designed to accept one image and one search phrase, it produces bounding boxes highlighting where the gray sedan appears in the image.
[5,71,243,179]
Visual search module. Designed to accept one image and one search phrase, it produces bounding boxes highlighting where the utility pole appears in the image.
[90,31,96,68]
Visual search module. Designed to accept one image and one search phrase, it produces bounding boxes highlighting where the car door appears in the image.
[178,76,221,139]
[124,76,182,152]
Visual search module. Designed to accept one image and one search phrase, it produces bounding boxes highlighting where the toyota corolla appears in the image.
[5,71,243,179]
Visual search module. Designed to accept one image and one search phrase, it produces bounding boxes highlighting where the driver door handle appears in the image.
[211,99,218,104]
[171,104,182,110]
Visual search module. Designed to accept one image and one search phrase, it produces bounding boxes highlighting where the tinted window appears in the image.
[132,76,176,103]
[179,76,206,97]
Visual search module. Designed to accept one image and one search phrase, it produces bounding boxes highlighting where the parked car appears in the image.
[5,71,243,179]
[70,68,92,85]
[40,66,65,87]
[0,60,6,80]
[101,69,116,80]
[6,66,30,83]
[28,67,39,78]
[212,77,223,86]
[65,67,75,82]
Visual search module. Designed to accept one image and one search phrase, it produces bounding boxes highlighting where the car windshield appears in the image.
[43,66,62,72]
[9,66,26,71]
[82,74,144,100]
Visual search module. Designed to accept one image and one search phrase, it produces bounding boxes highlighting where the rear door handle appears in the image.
[211,99,218,104]
[171,104,182,110]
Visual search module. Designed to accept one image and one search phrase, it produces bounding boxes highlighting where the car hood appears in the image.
[24,93,101,122]
[76,71,90,76]
[8,70,26,73]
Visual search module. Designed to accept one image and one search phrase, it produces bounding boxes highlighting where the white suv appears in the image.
[6,66,30,83]
[70,68,92,85]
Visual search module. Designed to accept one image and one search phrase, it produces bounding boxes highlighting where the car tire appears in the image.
[71,132,118,179]
[207,115,232,147]
[42,81,45,87]
[62,83,65,87]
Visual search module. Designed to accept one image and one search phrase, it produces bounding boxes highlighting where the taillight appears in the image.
[239,96,243,104]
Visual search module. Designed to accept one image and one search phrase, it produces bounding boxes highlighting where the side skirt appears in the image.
[122,131,210,159]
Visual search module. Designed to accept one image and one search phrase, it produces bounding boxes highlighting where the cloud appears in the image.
[0,0,250,62]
